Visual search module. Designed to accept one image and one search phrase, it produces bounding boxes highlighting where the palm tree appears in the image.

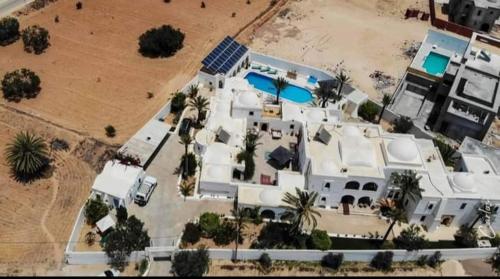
[179,134,192,179]
[378,93,392,124]
[243,131,262,157]
[376,198,397,217]
[390,170,423,206]
[231,208,248,262]
[380,205,406,247]
[433,139,457,167]
[5,131,49,180]
[187,83,199,99]
[179,181,194,201]
[282,187,322,235]
[272,77,288,104]
[335,70,351,100]
[188,96,210,126]
[314,83,334,108]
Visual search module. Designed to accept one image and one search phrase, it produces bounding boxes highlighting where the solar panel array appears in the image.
[202,36,249,75]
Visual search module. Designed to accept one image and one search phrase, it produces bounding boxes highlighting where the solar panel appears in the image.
[201,36,249,75]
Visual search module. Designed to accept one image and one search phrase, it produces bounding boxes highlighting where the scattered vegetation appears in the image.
[170,91,186,113]
[84,196,109,225]
[114,152,141,166]
[116,206,128,225]
[172,246,210,277]
[181,222,202,245]
[0,17,20,46]
[358,101,379,123]
[453,224,478,248]
[138,25,185,58]
[394,224,427,251]
[2,68,41,101]
[370,251,393,271]
[21,25,50,54]
[199,212,221,238]
[105,125,116,138]
[308,229,331,251]
[490,251,500,275]
[259,253,273,273]
[392,116,413,134]
[427,251,443,268]
[50,138,70,151]
[4,131,49,181]
[321,253,344,270]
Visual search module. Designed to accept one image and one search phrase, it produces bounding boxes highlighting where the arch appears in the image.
[480,23,490,32]
[219,80,224,89]
[260,209,276,220]
[358,196,372,206]
[362,182,378,191]
[341,195,355,205]
[345,181,360,190]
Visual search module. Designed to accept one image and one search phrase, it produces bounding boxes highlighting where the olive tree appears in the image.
[138,25,185,58]
[2,69,41,101]
[21,25,50,54]
[0,17,20,46]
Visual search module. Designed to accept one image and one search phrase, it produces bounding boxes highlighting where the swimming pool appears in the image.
[422,52,450,76]
[244,72,313,104]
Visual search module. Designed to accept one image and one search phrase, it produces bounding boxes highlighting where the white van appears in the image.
[134,176,158,206]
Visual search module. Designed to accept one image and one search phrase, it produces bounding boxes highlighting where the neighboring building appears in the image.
[448,0,500,33]
[91,160,146,208]
[391,30,500,142]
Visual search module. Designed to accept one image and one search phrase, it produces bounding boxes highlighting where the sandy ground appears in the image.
[208,259,467,276]
[0,0,273,144]
[247,0,433,102]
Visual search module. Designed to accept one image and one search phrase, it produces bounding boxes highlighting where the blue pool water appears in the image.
[422,52,450,76]
[244,72,313,103]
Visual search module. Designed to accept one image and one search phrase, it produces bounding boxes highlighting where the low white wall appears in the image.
[65,204,87,253]
[65,251,147,265]
[154,76,199,121]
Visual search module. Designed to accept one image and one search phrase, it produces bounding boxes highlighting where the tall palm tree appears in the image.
[243,131,262,157]
[314,83,334,108]
[272,77,288,104]
[390,170,423,206]
[179,181,194,201]
[282,187,322,235]
[187,83,199,99]
[378,93,392,124]
[335,70,351,100]
[5,131,49,180]
[379,205,406,247]
[188,96,210,126]
[231,208,248,262]
[433,139,457,167]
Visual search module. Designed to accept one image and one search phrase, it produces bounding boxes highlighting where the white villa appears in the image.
[191,36,500,235]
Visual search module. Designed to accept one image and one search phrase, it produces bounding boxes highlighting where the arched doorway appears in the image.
[260,209,276,220]
[341,195,355,205]
[362,182,378,191]
[358,196,372,206]
[480,23,490,32]
[345,181,360,190]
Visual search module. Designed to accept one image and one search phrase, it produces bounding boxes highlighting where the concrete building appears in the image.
[391,30,500,141]
[448,0,500,33]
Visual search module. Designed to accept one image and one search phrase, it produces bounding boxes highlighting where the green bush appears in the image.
[321,253,343,270]
[394,224,427,251]
[2,68,41,101]
[392,116,413,134]
[308,230,331,251]
[84,196,109,225]
[105,125,116,138]
[454,225,478,248]
[172,247,209,277]
[491,234,500,247]
[252,222,293,249]
[181,222,201,245]
[213,221,236,246]
[138,259,148,275]
[181,153,197,177]
[427,251,443,268]
[259,253,272,271]
[199,212,220,238]
[116,206,128,225]
[358,101,379,122]
[138,25,185,58]
[0,17,20,46]
[370,251,393,271]
[416,255,428,267]
[170,92,186,113]
[491,252,500,275]
[21,25,50,54]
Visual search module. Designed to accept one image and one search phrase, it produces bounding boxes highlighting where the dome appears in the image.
[387,138,419,162]
[207,165,225,178]
[452,173,477,193]
[238,92,260,107]
[204,143,231,164]
[259,190,281,206]
[343,126,362,137]
[320,160,337,173]
[307,110,325,122]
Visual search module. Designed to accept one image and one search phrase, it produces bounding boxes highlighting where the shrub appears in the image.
[76,1,82,9]
[433,139,456,167]
[181,152,197,177]
[199,212,220,238]
[427,251,443,268]
[4,131,49,181]
[170,92,186,113]
[116,206,128,225]
[2,68,41,101]
[138,25,185,58]
[172,247,210,277]
[491,252,500,275]
[243,155,255,180]
[454,225,478,248]
[308,229,332,251]
[105,125,116,137]
[370,251,393,271]
[181,222,201,245]
[201,1,206,8]
[392,116,413,133]
[321,253,343,270]
[84,196,109,225]
[214,221,236,246]
[490,234,500,247]
[252,222,293,249]
[416,255,428,267]
[138,259,148,275]
[259,253,272,271]
[394,224,427,251]
[50,138,69,151]
[85,231,96,246]
[0,17,20,46]
[358,101,379,122]
[21,25,50,54]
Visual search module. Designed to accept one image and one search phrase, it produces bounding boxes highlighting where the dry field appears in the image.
[247,0,434,102]
[0,0,273,144]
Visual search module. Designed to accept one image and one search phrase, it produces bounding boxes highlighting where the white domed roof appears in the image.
[452,173,477,193]
[320,160,337,173]
[307,110,324,122]
[238,92,260,106]
[343,126,362,137]
[204,143,231,164]
[387,138,419,162]
[207,165,225,178]
[259,190,281,206]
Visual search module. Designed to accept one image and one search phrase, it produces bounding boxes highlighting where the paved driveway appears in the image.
[0,0,33,17]
[128,133,232,247]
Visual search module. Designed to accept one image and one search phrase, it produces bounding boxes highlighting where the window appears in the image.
[420,216,426,222]
[345,181,360,190]
[394,192,400,200]
[460,203,467,210]
[427,204,434,210]
[321,197,326,202]
[405,199,409,206]
[290,124,295,130]
[477,10,482,16]
[388,191,394,199]
[249,111,254,116]
[324,182,331,190]
[253,122,258,127]
[362,182,378,192]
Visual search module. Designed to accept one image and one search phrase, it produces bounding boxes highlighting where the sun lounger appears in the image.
[260,66,270,72]
[268,69,277,75]
[251,64,261,70]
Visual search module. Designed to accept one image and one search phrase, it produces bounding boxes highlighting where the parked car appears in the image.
[134,176,158,206]
[178,118,192,136]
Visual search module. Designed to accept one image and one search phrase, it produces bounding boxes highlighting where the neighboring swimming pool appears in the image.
[422,52,450,76]
[244,72,313,104]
